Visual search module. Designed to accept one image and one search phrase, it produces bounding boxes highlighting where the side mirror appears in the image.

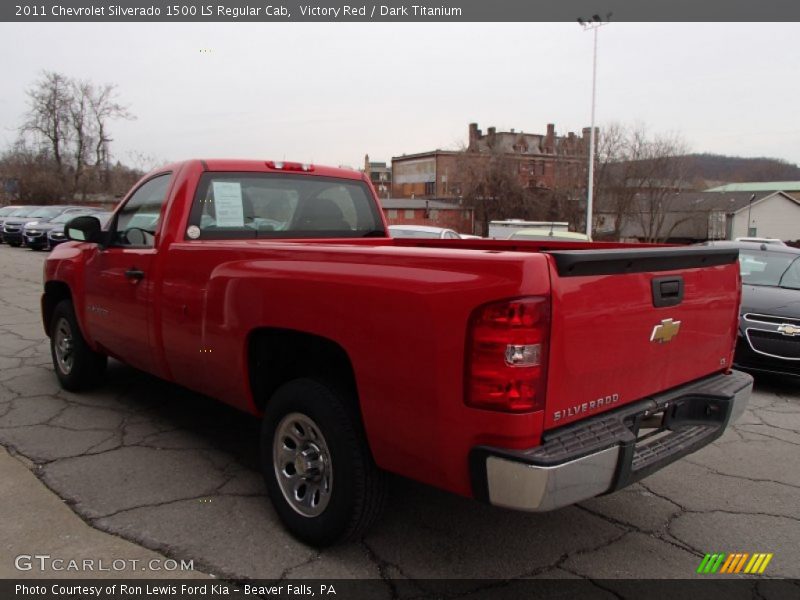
[65,216,104,244]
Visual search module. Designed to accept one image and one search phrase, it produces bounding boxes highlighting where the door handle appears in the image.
[125,268,145,282]
[651,276,684,307]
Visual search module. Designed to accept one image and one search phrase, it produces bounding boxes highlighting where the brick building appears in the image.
[381,198,474,235]
[391,122,591,199]
[362,155,392,199]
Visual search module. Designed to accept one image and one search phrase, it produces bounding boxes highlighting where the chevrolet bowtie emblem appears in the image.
[651,318,682,344]
[777,324,800,336]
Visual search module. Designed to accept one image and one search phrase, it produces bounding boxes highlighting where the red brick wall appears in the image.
[383,207,474,235]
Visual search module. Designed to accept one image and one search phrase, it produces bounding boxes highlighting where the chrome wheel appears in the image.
[273,412,333,517]
[53,317,74,375]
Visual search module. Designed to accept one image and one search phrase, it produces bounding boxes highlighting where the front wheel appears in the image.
[261,378,387,546]
[50,300,107,391]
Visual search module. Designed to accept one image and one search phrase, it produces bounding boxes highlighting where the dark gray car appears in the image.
[24,208,105,250]
[707,241,800,377]
[3,206,86,247]
[47,211,113,250]
[0,206,40,244]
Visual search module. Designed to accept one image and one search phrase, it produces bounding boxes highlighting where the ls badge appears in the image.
[651,318,681,344]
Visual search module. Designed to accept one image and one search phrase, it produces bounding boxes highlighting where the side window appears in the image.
[780,259,800,289]
[113,174,171,247]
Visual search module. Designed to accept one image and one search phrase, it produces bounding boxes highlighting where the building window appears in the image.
[404,209,415,219]
[424,182,435,196]
[387,210,397,219]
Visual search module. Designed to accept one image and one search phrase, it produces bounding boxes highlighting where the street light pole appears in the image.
[578,14,610,240]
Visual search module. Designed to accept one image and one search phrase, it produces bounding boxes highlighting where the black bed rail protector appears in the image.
[547,247,739,277]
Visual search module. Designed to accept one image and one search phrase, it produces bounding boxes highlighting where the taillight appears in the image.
[265,161,314,172]
[466,296,550,413]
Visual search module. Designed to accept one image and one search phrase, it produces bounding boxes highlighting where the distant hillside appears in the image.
[680,153,800,184]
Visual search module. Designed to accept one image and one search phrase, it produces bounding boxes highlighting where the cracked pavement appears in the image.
[1,247,799,589]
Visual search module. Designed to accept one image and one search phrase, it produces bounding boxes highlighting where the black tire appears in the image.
[261,378,387,546]
[50,299,107,391]
[8,242,21,247]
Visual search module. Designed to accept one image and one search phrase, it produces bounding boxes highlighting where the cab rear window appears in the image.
[187,172,383,239]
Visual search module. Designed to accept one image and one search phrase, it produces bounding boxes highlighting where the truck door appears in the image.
[83,173,172,374]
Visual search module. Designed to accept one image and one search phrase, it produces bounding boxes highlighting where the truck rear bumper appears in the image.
[470,370,752,512]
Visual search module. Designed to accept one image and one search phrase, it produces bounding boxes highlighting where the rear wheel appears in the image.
[50,300,107,391]
[261,378,387,546]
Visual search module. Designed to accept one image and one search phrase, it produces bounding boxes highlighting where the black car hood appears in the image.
[741,284,800,319]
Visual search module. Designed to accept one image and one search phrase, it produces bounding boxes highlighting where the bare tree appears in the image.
[594,123,691,242]
[16,71,134,201]
[630,132,691,242]
[22,71,72,195]
[88,83,134,186]
[69,79,93,197]
[0,140,65,203]
[455,147,530,236]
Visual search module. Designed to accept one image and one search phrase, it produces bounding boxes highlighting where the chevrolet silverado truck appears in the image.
[42,159,752,546]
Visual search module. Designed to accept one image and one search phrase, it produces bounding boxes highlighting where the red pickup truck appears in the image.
[42,159,752,545]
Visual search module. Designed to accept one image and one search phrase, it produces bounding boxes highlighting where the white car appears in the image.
[388,225,462,239]
[509,228,590,242]
[734,237,786,246]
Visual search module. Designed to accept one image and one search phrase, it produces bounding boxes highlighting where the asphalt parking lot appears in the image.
[0,245,799,586]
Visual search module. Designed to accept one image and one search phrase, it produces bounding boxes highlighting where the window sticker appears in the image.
[212,181,245,227]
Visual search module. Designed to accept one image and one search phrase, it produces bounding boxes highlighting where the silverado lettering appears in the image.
[553,394,620,422]
[42,158,753,545]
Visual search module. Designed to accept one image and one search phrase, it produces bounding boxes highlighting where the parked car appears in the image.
[734,237,786,246]
[43,159,751,546]
[47,211,113,250]
[388,225,462,239]
[509,228,591,242]
[707,241,800,377]
[0,205,26,244]
[0,206,43,245]
[3,206,86,247]
[24,208,105,250]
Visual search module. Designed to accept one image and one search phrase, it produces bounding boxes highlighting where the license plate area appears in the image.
[623,395,727,442]
[615,396,727,487]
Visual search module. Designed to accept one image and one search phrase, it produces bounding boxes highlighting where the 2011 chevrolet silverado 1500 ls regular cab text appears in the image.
[42,159,752,545]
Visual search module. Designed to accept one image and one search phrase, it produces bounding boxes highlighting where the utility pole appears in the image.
[578,13,611,239]
[747,193,756,236]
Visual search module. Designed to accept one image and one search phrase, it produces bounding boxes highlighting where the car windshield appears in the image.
[0,206,20,216]
[389,228,442,238]
[51,210,93,224]
[740,250,800,290]
[29,207,62,219]
[9,207,36,217]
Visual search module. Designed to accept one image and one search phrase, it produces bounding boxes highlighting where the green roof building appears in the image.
[706,181,800,193]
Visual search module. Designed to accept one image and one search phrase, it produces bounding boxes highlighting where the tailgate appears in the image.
[542,247,740,430]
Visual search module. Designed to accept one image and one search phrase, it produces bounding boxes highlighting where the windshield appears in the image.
[9,207,36,217]
[29,207,62,219]
[740,250,800,290]
[51,210,94,224]
[0,206,20,217]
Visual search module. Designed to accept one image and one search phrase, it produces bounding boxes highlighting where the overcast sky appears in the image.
[0,22,798,170]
